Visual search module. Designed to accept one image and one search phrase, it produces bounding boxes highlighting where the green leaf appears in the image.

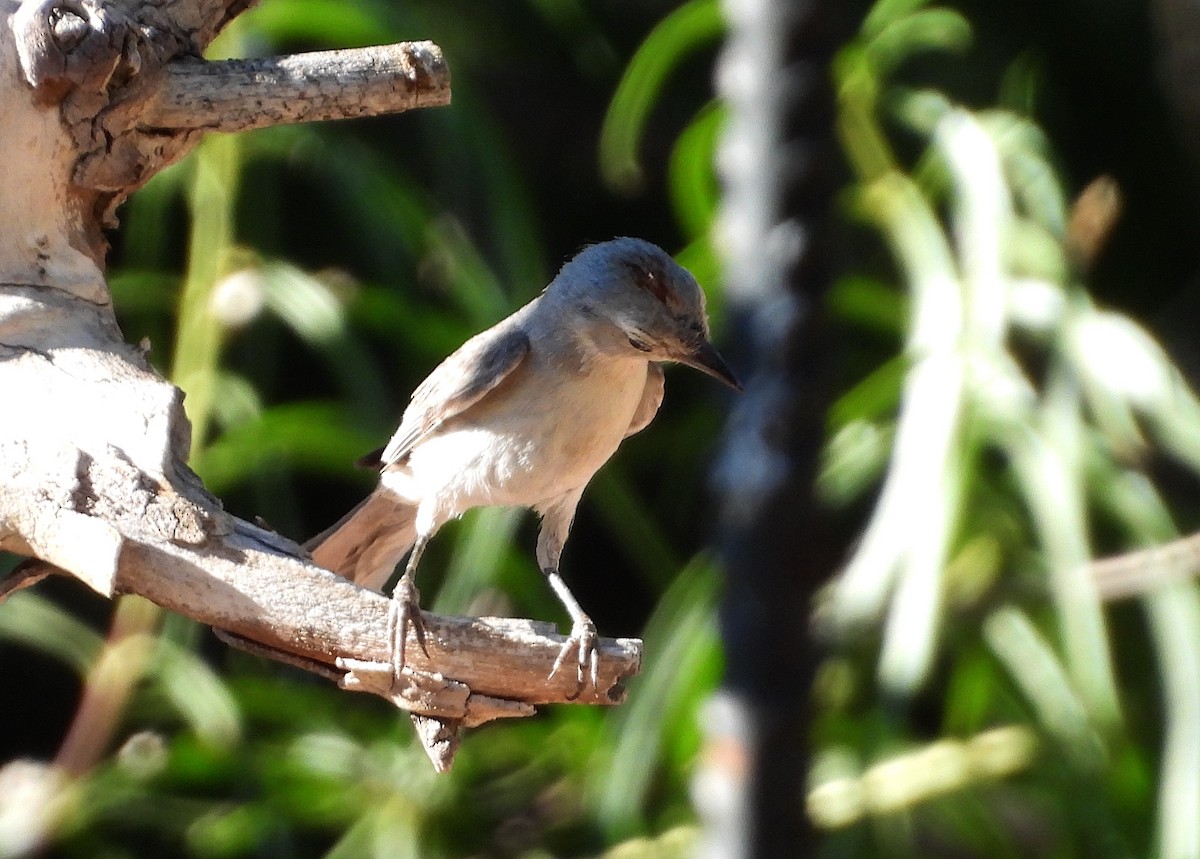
[862,0,935,39]
[594,558,720,838]
[238,0,401,46]
[827,275,906,336]
[192,402,382,493]
[0,591,103,675]
[599,0,724,192]
[668,101,724,240]
[149,640,242,748]
[864,8,972,75]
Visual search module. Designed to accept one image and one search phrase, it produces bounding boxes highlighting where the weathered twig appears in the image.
[143,42,451,133]
[115,523,642,709]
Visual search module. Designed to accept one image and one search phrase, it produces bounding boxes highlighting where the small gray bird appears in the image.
[308,237,739,687]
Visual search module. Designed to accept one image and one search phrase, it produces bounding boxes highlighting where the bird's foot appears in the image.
[549,615,599,697]
[387,574,429,681]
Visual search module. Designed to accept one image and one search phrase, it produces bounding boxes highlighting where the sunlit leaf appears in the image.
[149,641,242,749]
[820,419,894,505]
[984,606,1105,767]
[668,101,724,240]
[864,8,972,75]
[599,0,724,192]
[862,0,935,38]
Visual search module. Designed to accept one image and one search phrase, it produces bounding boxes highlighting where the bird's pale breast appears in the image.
[392,353,649,521]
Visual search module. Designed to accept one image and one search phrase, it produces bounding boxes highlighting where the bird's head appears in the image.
[552,237,741,390]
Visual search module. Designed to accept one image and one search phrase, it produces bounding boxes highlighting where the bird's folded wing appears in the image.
[378,326,532,468]
[625,362,665,438]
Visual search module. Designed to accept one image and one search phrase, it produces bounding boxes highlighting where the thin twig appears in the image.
[0,559,58,604]
[1091,531,1200,600]
[53,597,161,777]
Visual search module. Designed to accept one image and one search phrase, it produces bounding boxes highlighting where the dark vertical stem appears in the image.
[702,0,859,854]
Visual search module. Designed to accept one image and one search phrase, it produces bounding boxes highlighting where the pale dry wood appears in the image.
[409,714,461,773]
[338,660,540,771]
[144,42,451,133]
[115,524,642,708]
[9,0,252,252]
[9,2,449,246]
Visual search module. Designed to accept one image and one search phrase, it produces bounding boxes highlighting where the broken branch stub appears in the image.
[144,42,451,134]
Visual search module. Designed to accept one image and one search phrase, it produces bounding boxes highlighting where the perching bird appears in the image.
[307,237,739,687]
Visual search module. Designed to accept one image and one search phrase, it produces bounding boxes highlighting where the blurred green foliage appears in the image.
[812,1,1200,857]
[5,0,1200,856]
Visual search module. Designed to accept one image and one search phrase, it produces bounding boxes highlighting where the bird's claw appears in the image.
[549,616,599,696]
[388,574,428,680]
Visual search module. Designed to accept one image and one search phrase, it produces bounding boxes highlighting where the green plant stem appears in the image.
[52,597,161,776]
[170,132,242,457]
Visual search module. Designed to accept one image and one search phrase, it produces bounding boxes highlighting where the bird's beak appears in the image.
[679,339,742,391]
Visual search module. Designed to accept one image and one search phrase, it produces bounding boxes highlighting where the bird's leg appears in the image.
[544,566,599,695]
[537,496,597,691]
[389,535,430,680]
[537,495,598,693]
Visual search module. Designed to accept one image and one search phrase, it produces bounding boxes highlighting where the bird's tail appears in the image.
[305,488,418,592]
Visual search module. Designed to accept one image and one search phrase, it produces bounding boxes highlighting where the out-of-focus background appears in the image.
[7,0,1200,855]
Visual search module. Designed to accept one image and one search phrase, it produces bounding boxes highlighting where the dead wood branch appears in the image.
[144,42,451,133]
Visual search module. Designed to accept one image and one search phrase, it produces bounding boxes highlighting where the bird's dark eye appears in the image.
[628,336,652,352]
